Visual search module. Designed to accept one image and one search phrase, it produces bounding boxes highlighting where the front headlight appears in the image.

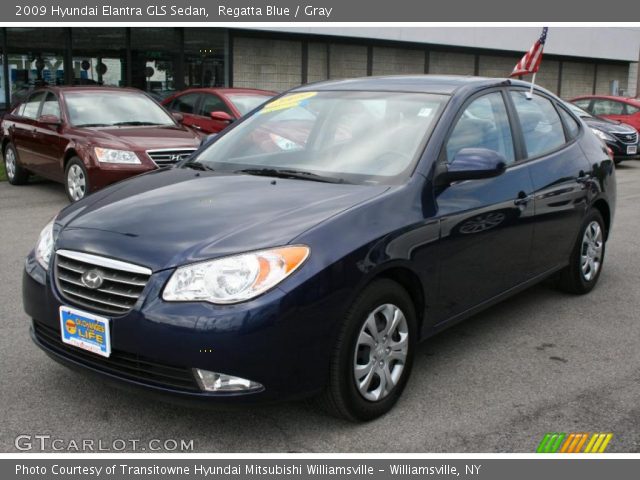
[35,219,56,270]
[163,245,310,304]
[94,147,141,164]
[591,128,613,142]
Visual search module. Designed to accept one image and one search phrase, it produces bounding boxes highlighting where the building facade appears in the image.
[1,26,638,110]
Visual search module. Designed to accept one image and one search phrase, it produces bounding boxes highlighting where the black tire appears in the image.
[4,143,30,185]
[318,279,417,421]
[556,210,606,294]
[64,157,90,202]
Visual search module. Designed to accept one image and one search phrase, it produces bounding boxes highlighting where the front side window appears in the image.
[572,99,592,112]
[199,94,231,117]
[226,94,274,116]
[22,92,46,120]
[194,91,448,184]
[169,93,200,114]
[592,99,624,116]
[64,91,176,127]
[446,92,515,164]
[510,91,566,158]
[626,104,640,115]
[40,93,61,118]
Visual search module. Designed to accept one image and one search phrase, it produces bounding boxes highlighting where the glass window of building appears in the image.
[184,28,227,88]
[5,28,67,106]
[130,28,180,99]
[72,28,127,88]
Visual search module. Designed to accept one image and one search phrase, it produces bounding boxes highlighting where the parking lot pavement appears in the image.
[1,166,640,454]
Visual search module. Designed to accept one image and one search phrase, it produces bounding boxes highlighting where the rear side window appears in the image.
[170,93,199,114]
[557,107,581,140]
[446,92,515,164]
[22,92,46,120]
[510,91,566,158]
[572,99,591,111]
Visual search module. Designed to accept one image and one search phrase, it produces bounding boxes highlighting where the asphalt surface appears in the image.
[1,164,639,453]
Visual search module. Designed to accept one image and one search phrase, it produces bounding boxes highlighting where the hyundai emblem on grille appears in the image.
[81,269,104,289]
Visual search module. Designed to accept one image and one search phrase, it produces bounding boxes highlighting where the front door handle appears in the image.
[514,191,534,206]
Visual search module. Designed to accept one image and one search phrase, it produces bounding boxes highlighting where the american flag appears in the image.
[510,27,548,77]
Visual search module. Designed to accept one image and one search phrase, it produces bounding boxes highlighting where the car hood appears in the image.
[55,168,388,271]
[73,125,201,151]
[582,116,637,134]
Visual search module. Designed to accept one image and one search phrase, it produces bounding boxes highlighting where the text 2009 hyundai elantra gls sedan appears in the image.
[23,76,616,421]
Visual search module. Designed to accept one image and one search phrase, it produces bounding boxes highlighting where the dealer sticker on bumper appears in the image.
[59,306,111,358]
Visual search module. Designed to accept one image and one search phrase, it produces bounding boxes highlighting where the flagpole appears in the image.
[527,72,536,99]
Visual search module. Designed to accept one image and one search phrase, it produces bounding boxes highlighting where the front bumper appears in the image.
[605,139,639,161]
[23,253,341,403]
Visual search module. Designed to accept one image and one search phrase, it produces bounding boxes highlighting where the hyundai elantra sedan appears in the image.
[24,76,616,421]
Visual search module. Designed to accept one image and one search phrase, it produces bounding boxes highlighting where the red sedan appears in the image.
[162,88,276,134]
[1,86,202,201]
[570,95,640,131]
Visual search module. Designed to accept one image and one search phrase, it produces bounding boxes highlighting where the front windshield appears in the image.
[193,91,448,184]
[567,102,592,118]
[65,90,176,127]
[226,93,274,116]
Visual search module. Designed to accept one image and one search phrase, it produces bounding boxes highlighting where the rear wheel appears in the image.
[64,158,90,202]
[318,279,417,421]
[4,143,30,185]
[556,210,606,294]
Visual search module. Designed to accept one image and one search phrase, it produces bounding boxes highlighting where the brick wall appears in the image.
[328,44,368,79]
[307,42,328,83]
[429,51,475,75]
[595,63,630,96]
[233,37,302,91]
[560,62,596,98]
[628,62,638,98]
[372,47,425,76]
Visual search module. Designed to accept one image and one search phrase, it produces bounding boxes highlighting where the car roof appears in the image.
[292,75,534,95]
[41,85,145,95]
[175,87,276,96]
[571,94,640,106]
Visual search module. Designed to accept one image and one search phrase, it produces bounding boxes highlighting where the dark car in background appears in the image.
[24,76,615,421]
[565,102,638,163]
[571,95,640,131]
[2,86,202,201]
[162,88,275,134]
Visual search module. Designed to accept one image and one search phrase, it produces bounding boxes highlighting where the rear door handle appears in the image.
[514,191,534,206]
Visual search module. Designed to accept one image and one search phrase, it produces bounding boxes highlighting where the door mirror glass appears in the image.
[210,111,234,123]
[38,114,62,125]
[445,148,507,182]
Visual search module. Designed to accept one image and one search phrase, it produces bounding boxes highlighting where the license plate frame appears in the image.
[627,145,637,155]
[59,306,111,358]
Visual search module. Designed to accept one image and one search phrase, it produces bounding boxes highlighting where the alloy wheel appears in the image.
[581,221,603,281]
[5,149,16,180]
[353,303,409,402]
[67,164,86,201]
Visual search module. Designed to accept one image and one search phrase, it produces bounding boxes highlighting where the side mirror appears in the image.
[440,148,507,184]
[172,112,184,123]
[38,114,61,126]
[210,111,234,123]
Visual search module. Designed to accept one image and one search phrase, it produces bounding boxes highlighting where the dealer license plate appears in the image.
[627,145,637,155]
[59,306,111,358]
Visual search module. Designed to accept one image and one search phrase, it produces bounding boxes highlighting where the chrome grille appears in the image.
[55,250,152,316]
[613,131,638,144]
[146,148,196,167]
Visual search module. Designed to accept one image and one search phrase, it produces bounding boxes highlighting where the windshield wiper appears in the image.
[235,168,346,184]
[183,162,214,171]
[112,121,165,126]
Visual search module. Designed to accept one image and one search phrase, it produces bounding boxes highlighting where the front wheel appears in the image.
[64,158,90,202]
[556,210,606,294]
[318,279,417,421]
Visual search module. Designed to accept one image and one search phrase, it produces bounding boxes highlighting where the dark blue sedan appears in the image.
[23,76,616,421]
